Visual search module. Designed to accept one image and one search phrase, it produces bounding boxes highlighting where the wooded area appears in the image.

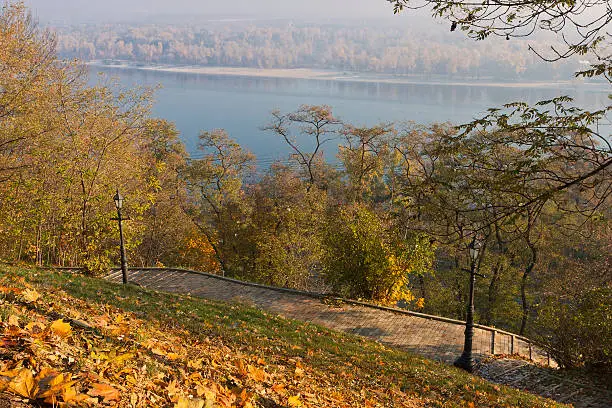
[0,1,610,371]
[51,21,580,80]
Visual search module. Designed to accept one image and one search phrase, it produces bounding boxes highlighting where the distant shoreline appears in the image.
[87,61,604,90]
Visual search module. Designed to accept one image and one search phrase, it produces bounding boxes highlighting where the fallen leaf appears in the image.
[166,352,180,360]
[0,287,21,295]
[271,383,286,395]
[25,321,46,336]
[236,359,248,376]
[63,385,90,404]
[88,382,120,402]
[130,392,139,406]
[63,385,77,402]
[167,380,180,396]
[7,315,20,327]
[8,369,37,399]
[50,319,72,337]
[247,365,266,382]
[196,384,216,402]
[188,359,204,370]
[294,366,305,378]
[21,289,40,303]
[175,396,205,408]
[109,352,134,366]
[288,395,303,407]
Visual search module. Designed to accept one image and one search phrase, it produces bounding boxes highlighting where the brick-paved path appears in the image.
[106,268,541,364]
[106,268,612,408]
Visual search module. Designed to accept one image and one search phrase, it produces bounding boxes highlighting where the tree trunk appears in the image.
[520,241,537,335]
[486,264,500,326]
[486,226,504,326]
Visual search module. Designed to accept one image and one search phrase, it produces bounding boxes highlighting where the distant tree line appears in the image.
[51,21,581,80]
[1,3,609,370]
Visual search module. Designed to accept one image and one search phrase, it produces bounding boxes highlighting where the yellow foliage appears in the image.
[415,298,426,310]
[180,233,221,273]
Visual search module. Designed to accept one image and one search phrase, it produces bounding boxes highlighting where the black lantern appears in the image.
[113,190,123,210]
[454,236,483,373]
[113,189,128,284]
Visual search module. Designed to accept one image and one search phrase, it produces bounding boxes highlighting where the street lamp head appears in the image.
[113,189,124,210]
[468,236,481,262]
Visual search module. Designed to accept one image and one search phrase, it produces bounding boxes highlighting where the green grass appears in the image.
[0,265,565,407]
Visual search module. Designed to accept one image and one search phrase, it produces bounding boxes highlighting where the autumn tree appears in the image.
[131,119,207,269]
[0,2,196,274]
[0,2,65,182]
[387,0,610,67]
[183,129,255,274]
[239,164,328,290]
[263,105,342,191]
[338,124,395,202]
[386,0,611,215]
[323,203,434,304]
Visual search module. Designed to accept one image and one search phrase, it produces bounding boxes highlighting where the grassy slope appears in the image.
[0,266,563,407]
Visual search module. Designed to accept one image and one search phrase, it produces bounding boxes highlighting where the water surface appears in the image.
[92,66,609,164]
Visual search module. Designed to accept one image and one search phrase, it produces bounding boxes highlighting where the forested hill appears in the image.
[51,20,580,81]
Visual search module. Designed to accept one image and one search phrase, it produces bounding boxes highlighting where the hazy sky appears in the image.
[23,0,407,22]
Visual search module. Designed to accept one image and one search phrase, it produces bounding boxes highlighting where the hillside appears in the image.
[0,265,563,407]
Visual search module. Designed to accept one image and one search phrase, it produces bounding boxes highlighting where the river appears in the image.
[90,66,609,165]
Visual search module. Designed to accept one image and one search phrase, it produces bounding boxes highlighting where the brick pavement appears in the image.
[106,268,542,365]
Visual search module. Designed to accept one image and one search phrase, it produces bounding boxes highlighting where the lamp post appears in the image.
[113,190,128,284]
[454,236,483,373]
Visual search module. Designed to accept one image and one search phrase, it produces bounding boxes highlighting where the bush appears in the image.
[322,205,434,304]
[534,287,612,369]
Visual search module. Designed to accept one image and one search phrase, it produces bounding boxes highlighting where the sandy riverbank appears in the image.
[89,62,603,90]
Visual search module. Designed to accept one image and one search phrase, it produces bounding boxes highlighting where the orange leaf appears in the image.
[188,359,204,369]
[196,384,216,401]
[63,385,90,404]
[294,366,305,378]
[167,379,180,396]
[63,385,77,402]
[271,384,285,395]
[8,369,38,399]
[247,365,266,382]
[166,352,181,360]
[175,396,205,408]
[38,371,75,399]
[236,359,248,377]
[0,287,21,295]
[50,319,72,337]
[88,382,120,402]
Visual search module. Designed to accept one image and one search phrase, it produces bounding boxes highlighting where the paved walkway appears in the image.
[105,267,612,408]
[105,268,543,364]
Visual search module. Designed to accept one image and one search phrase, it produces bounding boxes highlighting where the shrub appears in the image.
[534,287,612,369]
[322,205,434,304]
